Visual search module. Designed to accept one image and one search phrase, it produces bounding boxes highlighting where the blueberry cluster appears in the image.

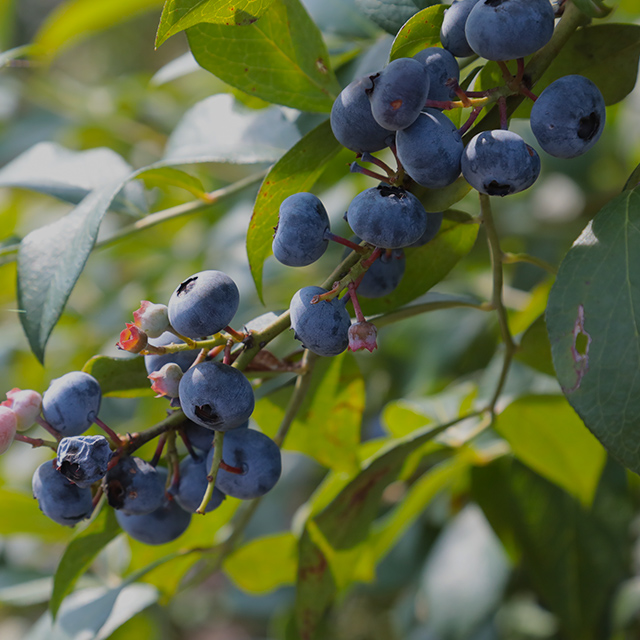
[5,268,283,546]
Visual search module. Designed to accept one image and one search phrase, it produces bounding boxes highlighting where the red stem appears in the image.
[150,434,167,467]
[458,105,483,136]
[93,416,123,446]
[224,325,246,342]
[350,161,393,184]
[35,417,61,441]
[220,460,244,475]
[14,433,55,450]
[223,340,233,366]
[348,282,366,323]
[324,231,367,254]
[498,96,508,130]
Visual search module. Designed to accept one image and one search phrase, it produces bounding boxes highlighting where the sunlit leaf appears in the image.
[389,4,446,60]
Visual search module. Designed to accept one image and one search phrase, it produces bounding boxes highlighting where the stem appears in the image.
[324,231,368,254]
[374,298,492,329]
[479,193,517,412]
[126,410,187,454]
[350,161,393,183]
[360,152,395,177]
[498,96,508,130]
[502,251,557,275]
[97,170,268,249]
[197,430,224,514]
[348,282,366,323]
[93,417,123,446]
[223,326,247,342]
[458,106,483,136]
[150,434,167,467]
[14,433,58,451]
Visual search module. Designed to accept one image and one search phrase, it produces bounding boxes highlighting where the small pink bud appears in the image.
[3,388,42,431]
[348,321,378,352]
[0,406,17,454]
[133,301,170,339]
[117,323,148,353]
[148,363,183,398]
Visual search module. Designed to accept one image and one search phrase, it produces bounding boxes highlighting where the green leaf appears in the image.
[163,94,300,165]
[186,0,340,112]
[473,458,632,640]
[253,352,364,472]
[513,24,640,119]
[28,583,159,640]
[137,167,207,200]
[514,315,555,377]
[572,0,614,18]
[624,162,640,192]
[0,45,31,69]
[389,4,446,61]
[224,532,297,593]
[356,0,438,36]
[495,395,606,506]
[83,356,155,397]
[414,176,473,212]
[383,401,433,438]
[50,505,121,618]
[156,0,276,47]
[359,210,479,315]
[17,184,121,363]
[0,142,146,213]
[0,488,72,543]
[294,418,479,638]
[247,119,341,301]
[546,188,640,475]
[33,0,164,60]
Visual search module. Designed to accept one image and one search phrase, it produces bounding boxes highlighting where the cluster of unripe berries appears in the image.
[270,0,606,357]
[4,269,282,545]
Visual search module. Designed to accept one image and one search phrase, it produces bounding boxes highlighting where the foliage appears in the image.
[0,1,639,639]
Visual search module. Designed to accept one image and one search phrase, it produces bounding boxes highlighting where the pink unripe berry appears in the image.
[133,301,170,339]
[2,388,42,431]
[117,323,148,353]
[348,321,378,352]
[0,406,17,454]
[148,363,183,398]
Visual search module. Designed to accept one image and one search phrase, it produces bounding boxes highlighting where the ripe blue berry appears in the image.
[465,0,555,61]
[173,456,226,513]
[462,130,540,196]
[413,48,460,103]
[408,211,444,247]
[330,76,394,153]
[206,429,281,500]
[272,193,330,267]
[182,419,248,452]
[144,331,199,375]
[440,0,481,57]
[115,493,191,545]
[56,435,112,488]
[42,371,102,437]
[168,270,239,339]
[32,460,93,526]
[344,239,405,298]
[530,75,606,159]
[396,109,463,189]
[368,58,430,131]
[105,456,166,515]
[179,361,255,431]
[290,286,351,357]
[346,185,427,249]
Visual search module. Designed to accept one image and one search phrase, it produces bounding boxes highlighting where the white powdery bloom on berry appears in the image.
[133,301,170,339]
[0,406,17,454]
[2,388,42,431]
[148,363,183,398]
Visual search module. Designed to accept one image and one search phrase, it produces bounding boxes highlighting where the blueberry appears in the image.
[173,456,226,513]
[462,130,540,196]
[32,460,93,526]
[178,361,255,431]
[272,193,330,267]
[144,331,199,376]
[413,47,460,102]
[343,239,405,298]
[440,0,482,57]
[465,0,555,61]
[408,211,444,247]
[104,456,166,515]
[396,109,463,189]
[368,58,431,131]
[330,76,394,153]
[289,286,351,357]
[168,270,240,339]
[530,75,606,159]
[182,419,248,452]
[346,185,427,249]
[56,435,112,488]
[206,429,281,500]
[42,371,102,437]
[116,494,191,545]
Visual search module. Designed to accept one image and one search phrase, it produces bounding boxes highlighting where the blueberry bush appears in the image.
[0,1,639,638]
